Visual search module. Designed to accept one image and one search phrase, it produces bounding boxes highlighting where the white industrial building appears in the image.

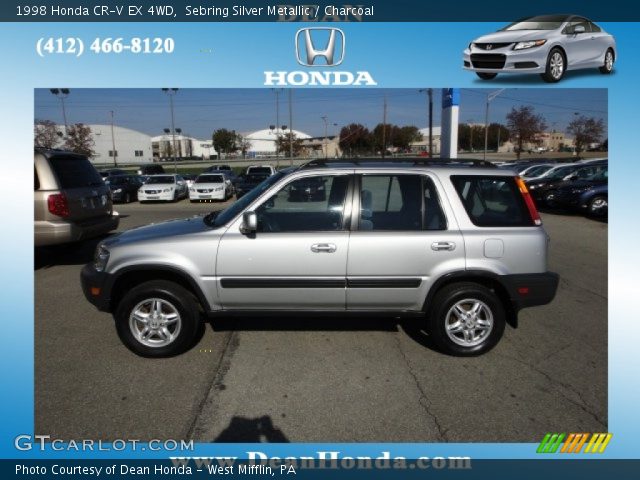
[151,134,217,160]
[243,128,312,157]
[89,124,154,166]
[410,127,442,155]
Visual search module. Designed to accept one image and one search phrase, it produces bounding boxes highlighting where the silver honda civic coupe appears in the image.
[463,14,616,82]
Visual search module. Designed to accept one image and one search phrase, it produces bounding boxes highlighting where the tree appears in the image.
[339,123,372,156]
[212,129,238,158]
[506,106,547,159]
[567,116,605,155]
[457,123,485,152]
[34,119,61,149]
[486,123,510,152]
[276,132,304,157]
[64,123,95,157]
[236,135,252,159]
[392,126,423,150]
[372,123,392,154]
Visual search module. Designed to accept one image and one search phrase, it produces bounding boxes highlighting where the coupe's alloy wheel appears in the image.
[444,298,494,347]
[550,52,564,79]
[129,298,182,347]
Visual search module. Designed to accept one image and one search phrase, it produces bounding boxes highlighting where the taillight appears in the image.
[47,193,69,218]
[515,176,541,226]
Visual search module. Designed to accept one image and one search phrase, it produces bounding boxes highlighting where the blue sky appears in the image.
[34,88,607,140]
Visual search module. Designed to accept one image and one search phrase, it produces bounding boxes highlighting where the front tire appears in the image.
[599,49,614,74]
[587,195,608,217]
[115,280,201,357]
[541,48,565,83]
[427,282,506,356]
[476,72,497,80]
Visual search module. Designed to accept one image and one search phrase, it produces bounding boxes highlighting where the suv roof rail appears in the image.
[299,157,497,169]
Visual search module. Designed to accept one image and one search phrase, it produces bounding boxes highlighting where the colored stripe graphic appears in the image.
[540,433,613,454]
[537,433,565,453]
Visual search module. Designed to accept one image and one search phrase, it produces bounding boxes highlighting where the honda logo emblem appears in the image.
[295,28,345,67]
[486,44,493,50]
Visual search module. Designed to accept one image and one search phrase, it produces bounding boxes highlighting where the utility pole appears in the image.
[484,89,505,160]
[288,89,293,165]
[109,110,117,167]
[162,88,179,173]
[321,115,329,159]
[50,89,70,135]
[382,94,387,158]
[272,88,282,161]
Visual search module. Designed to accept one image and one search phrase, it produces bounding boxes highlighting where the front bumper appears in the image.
[138,190,174,201]
[189,189,226,201]
[80,263,114,312]
[501,272,559,311]
[463,45,548,74]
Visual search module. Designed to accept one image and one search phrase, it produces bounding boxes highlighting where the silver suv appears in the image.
[81,159,558,357]
[35,149,119,246]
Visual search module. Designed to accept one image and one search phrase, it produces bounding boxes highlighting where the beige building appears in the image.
[300,136,342,158]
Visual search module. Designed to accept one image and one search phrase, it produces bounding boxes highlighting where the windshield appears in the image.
[207,171,286,227]
[502,15,567,31]
[146,175,175,184]
[545,166,575,180]
[196,174,224,183]
[247,167,272,175]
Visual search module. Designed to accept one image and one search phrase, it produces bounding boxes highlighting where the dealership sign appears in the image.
[264,28,377,86]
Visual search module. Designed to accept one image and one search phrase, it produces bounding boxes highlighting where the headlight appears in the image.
[162,187,173,192]
[513,40,547,50]
[113,188,122,193]
[94,245,110,272]
[469,42,474,49]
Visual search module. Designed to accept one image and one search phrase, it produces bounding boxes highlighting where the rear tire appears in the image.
[476,72,497,80]
[541,48,565,83]
[115,280,201,357]
[427,282,506,356]
[599,49,614,74]
[587,195,608,217]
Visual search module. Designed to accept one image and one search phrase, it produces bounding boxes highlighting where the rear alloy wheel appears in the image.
[588,195,608,217]
[115,280,201,357]
[428,282,505,356]
[541,48,565,83]
[599,49,614,74]
[476,72,498,80]
[544,190,558,208]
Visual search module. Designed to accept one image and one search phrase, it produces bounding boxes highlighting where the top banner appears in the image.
[3,0,636,22]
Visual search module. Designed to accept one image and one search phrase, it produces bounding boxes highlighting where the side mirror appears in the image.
[574,25,586,34]
[240,211,257,235]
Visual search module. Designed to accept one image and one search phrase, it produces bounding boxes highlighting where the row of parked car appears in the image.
[97,164,278,204]
[497,158,608,218]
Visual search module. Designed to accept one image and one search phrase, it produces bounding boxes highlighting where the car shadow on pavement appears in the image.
[210,316,399,332]
[213,415,290,442]
[472,68,616,85]
[34,236,108,270]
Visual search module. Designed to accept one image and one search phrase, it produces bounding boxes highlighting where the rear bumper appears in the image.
[35,214,119,247]
[80,264,114,312]
[501,272,559,310]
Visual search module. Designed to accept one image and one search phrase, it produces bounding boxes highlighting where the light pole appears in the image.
[50,88,70,135]
[288,89,294,165]
[467,119,474,152]
[109,110,117,167]
[419,88,434,157]
[272,88,283,159]
[162,88,179,173]
[484,88,505,160]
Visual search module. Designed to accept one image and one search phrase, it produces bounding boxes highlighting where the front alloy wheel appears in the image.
[115,280,201,357]
[542,49,565,83]
[588,195,608,217]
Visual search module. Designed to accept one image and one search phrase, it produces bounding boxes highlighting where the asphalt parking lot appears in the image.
[35,199,607,442]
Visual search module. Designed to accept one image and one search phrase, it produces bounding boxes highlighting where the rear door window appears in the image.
[48,155,104,189]
[451,176,533,227]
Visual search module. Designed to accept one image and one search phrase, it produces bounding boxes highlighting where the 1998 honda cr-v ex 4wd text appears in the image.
[463,14,616,82]
[81,159,559,358]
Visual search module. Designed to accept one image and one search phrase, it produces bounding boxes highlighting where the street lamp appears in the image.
[321,116,338,159]
[50,88,70,134]
[162,88,179,173]
[419,88,434,157]
[484,88,505,160]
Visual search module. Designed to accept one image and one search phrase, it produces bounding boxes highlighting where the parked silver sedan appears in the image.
[463,14,616,82]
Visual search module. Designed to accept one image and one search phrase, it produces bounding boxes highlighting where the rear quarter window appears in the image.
[451,175,534,227]
[49,155,103,189]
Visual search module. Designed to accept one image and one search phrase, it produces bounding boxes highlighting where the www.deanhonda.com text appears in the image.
[171,452,472,471]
